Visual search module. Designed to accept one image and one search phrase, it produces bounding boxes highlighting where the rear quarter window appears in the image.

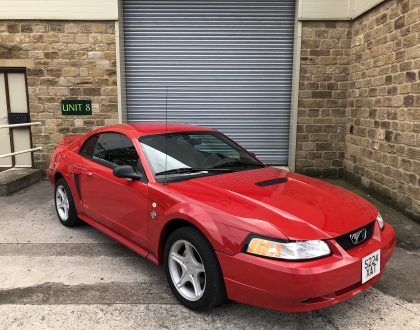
[80,135,99,157]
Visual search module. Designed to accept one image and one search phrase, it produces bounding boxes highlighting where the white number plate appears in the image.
[362,250,381,284]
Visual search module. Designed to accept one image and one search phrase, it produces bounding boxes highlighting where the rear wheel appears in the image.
[54,178,81,227]
[164,226,226,311]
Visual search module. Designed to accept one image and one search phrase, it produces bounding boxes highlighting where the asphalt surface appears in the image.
[0,180,419,329]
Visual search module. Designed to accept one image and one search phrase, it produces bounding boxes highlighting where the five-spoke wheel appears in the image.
[164,226,226,311]
[55,185,70,221]
[54,178,81,227]
[169,240,206,301]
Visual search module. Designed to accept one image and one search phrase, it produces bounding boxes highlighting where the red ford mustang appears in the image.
[48,123,396,312]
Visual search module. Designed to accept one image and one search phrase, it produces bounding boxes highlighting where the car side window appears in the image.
[80,134,99,158]
[80,133,144,174]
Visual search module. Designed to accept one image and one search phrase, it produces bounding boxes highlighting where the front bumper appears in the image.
[217,222,396,312]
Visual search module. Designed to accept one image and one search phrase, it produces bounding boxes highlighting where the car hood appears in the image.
[166,167,378,240]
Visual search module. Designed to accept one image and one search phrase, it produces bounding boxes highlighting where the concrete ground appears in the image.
[0,180,419,330]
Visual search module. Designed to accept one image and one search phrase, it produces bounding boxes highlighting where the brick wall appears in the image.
[296,22,352,177]
[0,21,118,172]
[344,0,420,219]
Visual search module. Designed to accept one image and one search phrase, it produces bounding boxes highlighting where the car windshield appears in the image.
[139,131,264,182]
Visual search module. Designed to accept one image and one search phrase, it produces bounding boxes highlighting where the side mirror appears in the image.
[113,165,143,181]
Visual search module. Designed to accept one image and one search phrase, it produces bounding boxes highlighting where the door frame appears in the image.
[0,67,34,168]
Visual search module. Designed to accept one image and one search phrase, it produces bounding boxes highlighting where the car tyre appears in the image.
[164,226,226,311]
[54,178,81,227]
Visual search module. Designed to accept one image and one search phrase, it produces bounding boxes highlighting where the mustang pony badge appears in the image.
[350,228,367,245]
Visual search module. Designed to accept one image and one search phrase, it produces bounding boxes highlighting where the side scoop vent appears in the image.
[255,177,288,187]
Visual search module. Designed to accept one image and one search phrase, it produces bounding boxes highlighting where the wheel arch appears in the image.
[154,209,249,264]
[54,171,83,215]
[158,218,209,265]
[54,172,64,184]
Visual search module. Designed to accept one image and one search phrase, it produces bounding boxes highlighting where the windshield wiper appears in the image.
[211,161,265,169]
[155,167,233,176]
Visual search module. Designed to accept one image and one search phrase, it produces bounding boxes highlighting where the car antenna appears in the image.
[163,86,168,186]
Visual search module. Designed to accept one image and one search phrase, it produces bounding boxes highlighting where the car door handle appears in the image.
[83,169,93,176]
[72,165,93,176]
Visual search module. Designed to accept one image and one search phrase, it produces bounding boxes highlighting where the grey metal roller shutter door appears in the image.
[123,0,295,165]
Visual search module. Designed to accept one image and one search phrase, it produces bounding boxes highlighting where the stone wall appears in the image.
[0,2,418,219]
[296,22,352,177]
[344,0,420,219]
[0,21,118,172]
[297,0,419,219]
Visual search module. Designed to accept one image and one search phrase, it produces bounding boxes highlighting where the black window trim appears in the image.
[79,131,148,182]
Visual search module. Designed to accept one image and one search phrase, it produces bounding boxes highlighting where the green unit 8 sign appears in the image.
[61,100,92,116]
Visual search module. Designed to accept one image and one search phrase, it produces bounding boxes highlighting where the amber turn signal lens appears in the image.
[246,237,331,260]
[247,238,282,257]
[376,212,385,230]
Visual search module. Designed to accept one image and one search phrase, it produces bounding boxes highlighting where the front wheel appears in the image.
[164,226,226,311]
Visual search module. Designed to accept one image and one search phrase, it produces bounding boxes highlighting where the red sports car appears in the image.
[48,123,396,312]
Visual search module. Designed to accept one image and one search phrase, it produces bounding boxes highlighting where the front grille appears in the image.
[335,222,375,250]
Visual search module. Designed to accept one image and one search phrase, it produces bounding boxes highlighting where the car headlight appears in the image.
[244,236,331,261]
[376,212,384,230]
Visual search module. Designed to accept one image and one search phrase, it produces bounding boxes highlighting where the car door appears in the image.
[77,132,149,248]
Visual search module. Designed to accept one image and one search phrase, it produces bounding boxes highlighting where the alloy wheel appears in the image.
[168,239,206,301]
[55,185,70,221]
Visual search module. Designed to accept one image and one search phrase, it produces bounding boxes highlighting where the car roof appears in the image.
[120,122,216,136]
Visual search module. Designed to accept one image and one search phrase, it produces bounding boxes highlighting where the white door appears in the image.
[0,71,32,168]
[8,73,32,167]
[0,73,12,168]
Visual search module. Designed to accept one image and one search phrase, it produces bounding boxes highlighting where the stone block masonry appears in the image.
[345,0,420,220]
[0,0,418,221]
[297,21,352,178]
[0,21,118,173]
[297,0,419,220]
